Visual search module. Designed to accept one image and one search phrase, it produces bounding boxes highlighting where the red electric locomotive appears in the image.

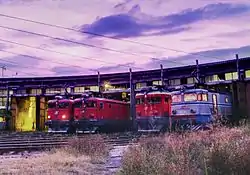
[73,96,131,133]
[45,96,75,133]
[135,88,172,132]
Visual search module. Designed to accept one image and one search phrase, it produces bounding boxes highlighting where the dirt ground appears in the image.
[0,151,107,175]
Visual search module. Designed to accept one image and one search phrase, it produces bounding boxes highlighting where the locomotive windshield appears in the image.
[58,102,70,108]
[148,97,161,104]
[172,95,182,102]
[184,93,208,102]
[86,101,97,108]
[136,98,144,105]
[184,93,197,102]
[73,101,82,108]
[48,102,56,108]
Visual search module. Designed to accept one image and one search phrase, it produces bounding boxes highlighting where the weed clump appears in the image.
[120,127,250,175]
[63,134,109,160]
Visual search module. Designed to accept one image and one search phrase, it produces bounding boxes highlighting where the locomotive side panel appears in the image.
[213,93,232,119]
[246,83,250,119]
[74,98,131,133]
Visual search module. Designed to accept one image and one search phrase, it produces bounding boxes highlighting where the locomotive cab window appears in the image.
[164,97,169,103]
[172,95,181,102]
[202,93,208,101]
[225,97,229,103]
[73,101,82,108]
[100,102,104,109]
[136,98,144,105]
[148,97,161,104]
[197,93,208,101]
[48,102,56,108]
[197,94,202,101]
[58,102,70,108]
[86,101,97,108]
[184,93,197,102]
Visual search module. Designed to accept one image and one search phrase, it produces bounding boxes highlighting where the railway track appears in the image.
[0,132,144,155]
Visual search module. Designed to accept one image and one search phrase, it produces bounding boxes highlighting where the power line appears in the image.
[0,38,145,70]
[0,49,145,78]
[0,50,140,76]
[0,13,227,61]
[0,25,184,65]
[0,48,145,78]
[0,64,36,76]
[0,47,106,71]
[0,51,75,74]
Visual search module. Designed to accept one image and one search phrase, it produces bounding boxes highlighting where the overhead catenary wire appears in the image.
[0,49,147,77]
[0,39,144,71]
[0,50,137,77]
[0,14,231,78]
[0,13,228,62]
[0,25,186,65]
[0,38,146,73]
[0,50,84,75]
[0,47,141,71]
[0,65,36,76]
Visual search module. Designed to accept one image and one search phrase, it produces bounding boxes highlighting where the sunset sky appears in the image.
[0,0,250,77]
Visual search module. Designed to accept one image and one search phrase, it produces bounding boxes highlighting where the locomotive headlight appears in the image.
[62,115,66,119]
[48,115,51,119]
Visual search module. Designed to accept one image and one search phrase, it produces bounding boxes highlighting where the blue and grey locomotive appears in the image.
[171,87,232,130]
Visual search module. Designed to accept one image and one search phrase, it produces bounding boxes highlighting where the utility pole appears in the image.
[5,84,10,130]
[97,71,101,93]
[1,66,6,77]
[6,85,10,111]
[129,68,136,131]
[196,60,200,84]
[160,64,164,86]
[236,54,240,81]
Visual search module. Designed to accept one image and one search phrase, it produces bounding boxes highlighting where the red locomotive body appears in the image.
[45,96,74,133]
[74,97,131,133]
[136,91,172,132]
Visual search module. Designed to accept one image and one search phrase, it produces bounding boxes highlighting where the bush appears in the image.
[207,136,250,175]
[120,127,250,175]
[57,134,109,160]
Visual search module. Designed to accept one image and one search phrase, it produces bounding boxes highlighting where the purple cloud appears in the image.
[51,66,92,75]
[81,3,250,38]
[0,54,40,69]
[89,62,135,73]
[81,14,189,38]
[145,45,250,69]
[0,42,8,49]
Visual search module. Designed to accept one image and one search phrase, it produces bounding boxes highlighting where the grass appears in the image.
[119,126,250,175]
[0,151,94,175]
[62,134,110,161]
[0,134,109,175]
